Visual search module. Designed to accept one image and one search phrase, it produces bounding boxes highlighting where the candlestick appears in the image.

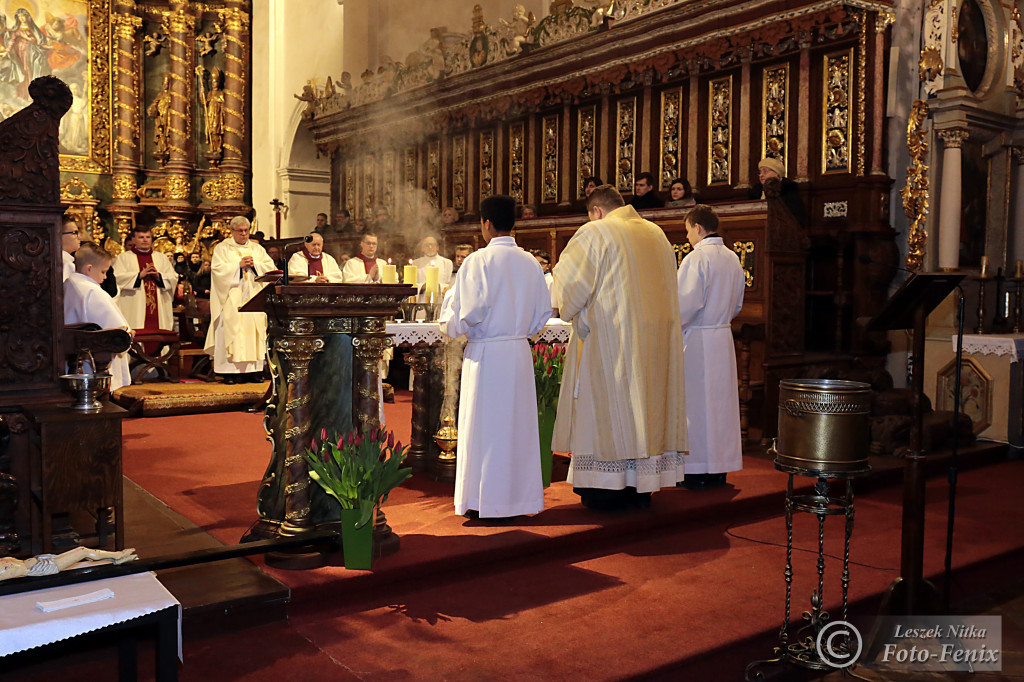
[1016,259,1023,279]
[381,264,398,284]
[980,256,989,279]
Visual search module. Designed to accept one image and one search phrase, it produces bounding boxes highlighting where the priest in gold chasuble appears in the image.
[551,186,687,509]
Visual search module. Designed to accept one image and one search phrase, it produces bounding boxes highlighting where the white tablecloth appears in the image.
[0,572,181,659]
[387,318,571,346]
[956,334,1024,362]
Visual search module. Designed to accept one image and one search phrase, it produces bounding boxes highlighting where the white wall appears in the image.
[251,0,343,238]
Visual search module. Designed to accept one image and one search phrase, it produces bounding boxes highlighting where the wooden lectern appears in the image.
[238,283,413,568]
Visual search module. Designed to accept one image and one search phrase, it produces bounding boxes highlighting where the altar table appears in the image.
[0,572,181,681]
[386,319,571,475]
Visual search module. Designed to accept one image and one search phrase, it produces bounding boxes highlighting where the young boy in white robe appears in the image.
[439,195,553,520]
[64,243,133,391]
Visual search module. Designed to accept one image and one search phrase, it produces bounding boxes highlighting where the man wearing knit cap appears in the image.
[748,157,806,226]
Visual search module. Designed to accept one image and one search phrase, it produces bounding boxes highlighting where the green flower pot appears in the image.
[340,508,374,570]
[538,409,557,488]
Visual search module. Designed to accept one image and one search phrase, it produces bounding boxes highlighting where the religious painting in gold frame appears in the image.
[0,0,111,173]
[935,356,993,434]
[822,48,853,175]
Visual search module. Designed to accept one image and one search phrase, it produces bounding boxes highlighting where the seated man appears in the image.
[112,224,178,333]
[342,233,387,283]
[288,232,344,282]
[412,235,454,294]
[629,171,665,210]
[64,243,133,391]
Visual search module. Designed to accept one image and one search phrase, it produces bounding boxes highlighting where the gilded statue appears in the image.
[0,547,138,581]
[197,65,225,158]
[148,72,173,163]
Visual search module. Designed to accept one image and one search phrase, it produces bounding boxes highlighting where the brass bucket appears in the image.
[772,379,872,477]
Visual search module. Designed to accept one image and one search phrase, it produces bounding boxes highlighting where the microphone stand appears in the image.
[282,236,314,286]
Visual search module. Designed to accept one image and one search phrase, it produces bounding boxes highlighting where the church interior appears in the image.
[1,0,1023,679]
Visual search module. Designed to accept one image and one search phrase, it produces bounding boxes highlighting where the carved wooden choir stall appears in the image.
[306,0,900,438]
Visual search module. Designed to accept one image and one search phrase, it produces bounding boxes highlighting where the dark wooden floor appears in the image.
[121,478,289,636]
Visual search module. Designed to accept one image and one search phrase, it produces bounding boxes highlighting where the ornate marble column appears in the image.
[937,128,968,271]
[404,345,433,471]
[110,2,142,224]
[351,318,400,555]
[157,0,195,240]
[272,332,325,537]
[214,1,249,210]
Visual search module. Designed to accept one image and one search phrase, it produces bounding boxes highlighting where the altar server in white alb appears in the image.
[677,205,745,490]
[64,243,132,391]
[439,194,552,519]
[112,225,178,332]
[287,232,344,283]
[205,216,276,383]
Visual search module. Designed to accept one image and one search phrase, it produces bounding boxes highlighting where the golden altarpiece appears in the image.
[305,0,900,437]
[57,0,253,259]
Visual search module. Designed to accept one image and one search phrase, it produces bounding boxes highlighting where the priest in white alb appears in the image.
[439,194,552,519]
[287,232,344,283]
[677,205,745,490]
[204,216,276,384]
[112,225,178,332]
[342,233,387,283]
[412,235,454,296]
[551,185,687,510]
[64,243,133,391]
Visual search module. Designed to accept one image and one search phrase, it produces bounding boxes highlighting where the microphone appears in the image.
[282,235,314,285]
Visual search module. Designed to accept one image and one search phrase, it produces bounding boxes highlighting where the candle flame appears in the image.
[388,257,392,264]
[409,259,413,265]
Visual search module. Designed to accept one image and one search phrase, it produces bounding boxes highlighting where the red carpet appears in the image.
[112,395,1024,680]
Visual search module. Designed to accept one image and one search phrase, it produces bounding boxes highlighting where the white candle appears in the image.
[381,264,397,284]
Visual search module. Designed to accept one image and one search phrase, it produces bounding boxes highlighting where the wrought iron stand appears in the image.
[745,472,858,679]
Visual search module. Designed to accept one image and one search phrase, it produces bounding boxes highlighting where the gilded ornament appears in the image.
[659,89,681,189]
[762,65,788,162]
[901,100,930,273]
[616,98,636,192]
[480,130,494,200]
[112,174,137,200]
[708,77,732,185]
[428,140,441,208]
[452,135,467,211]
[578,106,597,196]
[822,50,852,174]
[509,123,525,204]
[60,177,95,201]
[165,174,190,200]
[542,116,559,203]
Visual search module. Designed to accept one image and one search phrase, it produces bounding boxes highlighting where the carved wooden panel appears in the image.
[577,105,596,198]
[708,76,732,186]
[479,129,494,201]
[616,97,636,193]
[541,115,559,203]
[509,122,525,205]
[344,158,356,216]
[762,65,788,163]
[427,139,440,209]
[0,213,63,394]
[452,134,466,212]
[660,87,683,189]
[361,153,376,216]
[823,49,853,174]
[381,149,396,216]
